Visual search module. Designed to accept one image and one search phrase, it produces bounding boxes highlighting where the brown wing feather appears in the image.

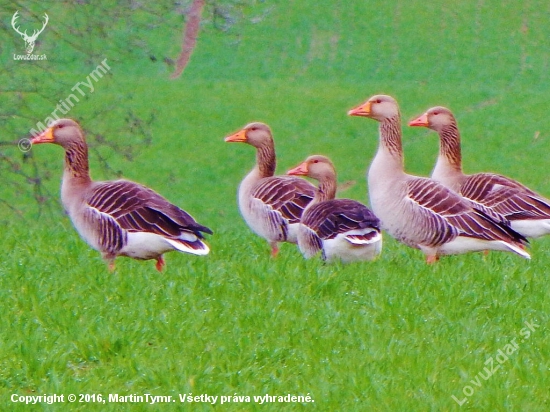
[298,226,323,258]
[462,173,537,198]
[251,176,315,224]
[461,174,550,220]
[303,199,380,240]
[87,180,212,239]
[82,207,127,255]
[406,178,526,246]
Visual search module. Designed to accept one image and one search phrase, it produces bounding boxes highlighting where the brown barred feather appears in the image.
[406,178,527,246]
[251,176,315,225]
[87,180,212,244]
[303,199,380,240]
[460,174,550,220]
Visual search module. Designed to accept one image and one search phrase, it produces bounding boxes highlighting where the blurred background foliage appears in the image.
[0,0,269,214]
[1,0,549,217]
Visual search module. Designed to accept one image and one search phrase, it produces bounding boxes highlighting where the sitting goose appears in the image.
[31,118,212,271]
[347,95,529,263]
[225,122,315,256]
[409,106,550,238]
[287,155,382,262]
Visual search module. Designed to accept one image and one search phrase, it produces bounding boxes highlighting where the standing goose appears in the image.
[347,95,529,263]
[287,155,382,262]
[225,122,315,256]
[409,106,550,238]
[31,118,212,272]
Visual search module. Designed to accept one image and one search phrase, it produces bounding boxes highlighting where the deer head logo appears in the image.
[11,11,49,54]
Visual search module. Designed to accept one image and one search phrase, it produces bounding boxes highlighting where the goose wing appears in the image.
[405,177,525,246]
[252,176,315,223]
[461,173,550,220]
[85,180,212,250]
[304,199,380,241]
[246,176,314,242]
[247,176,315,241]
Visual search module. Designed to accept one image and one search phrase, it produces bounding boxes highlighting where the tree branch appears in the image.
[171,0,205,79]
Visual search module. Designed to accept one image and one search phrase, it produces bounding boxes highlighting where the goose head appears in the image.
[224,122,273,148]
[409,106,455,132]
[287,155,335,181]
[31,118,85,148]
[348,94,400,122]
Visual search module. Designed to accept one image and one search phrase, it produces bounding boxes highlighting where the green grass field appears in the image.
[2,1,550,410]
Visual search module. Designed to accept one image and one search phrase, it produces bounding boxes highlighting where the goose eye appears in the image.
[313,159,319,163]
[375,99,382,104]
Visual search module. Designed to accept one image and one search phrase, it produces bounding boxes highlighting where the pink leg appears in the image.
[270,243,279,258]
[155,256,165,272]
[426,255,439,264]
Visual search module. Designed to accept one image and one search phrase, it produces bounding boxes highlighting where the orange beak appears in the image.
[287,161,309,176]
[224,129,247,143]
[408,113,429,127]
[347,101,372,117]
[30,127,55,144]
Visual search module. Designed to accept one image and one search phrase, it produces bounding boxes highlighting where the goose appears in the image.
[347,95,530,263]
[287,155,382,262]
[30,118,212,272]
[409,106,550,238]
[224,122,315,256]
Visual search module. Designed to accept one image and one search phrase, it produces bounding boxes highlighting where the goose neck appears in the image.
[63,140,92,185]
[313,174,337,204]
[376,115,405,170]
[437,123,463,173]
[256,144,276,179]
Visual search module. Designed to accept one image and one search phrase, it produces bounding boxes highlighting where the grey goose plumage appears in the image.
[31,118,211,271]
[287,155,382,262]
[225,122,315,256]
[348,95,529,263]
[409,106,550,238]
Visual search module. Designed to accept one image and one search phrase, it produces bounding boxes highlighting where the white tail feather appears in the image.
[503,242,530,260]
[166,238,210,256]
[344,230,382,245]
